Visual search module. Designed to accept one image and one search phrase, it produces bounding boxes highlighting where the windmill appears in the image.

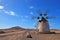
[32,10,55,33]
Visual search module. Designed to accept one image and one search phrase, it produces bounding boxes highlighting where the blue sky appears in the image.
[0,0,60,29]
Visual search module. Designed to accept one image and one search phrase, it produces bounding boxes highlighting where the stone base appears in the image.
[38,32,55,34]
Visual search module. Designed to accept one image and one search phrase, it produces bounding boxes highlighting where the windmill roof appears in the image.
[39,17,48,22]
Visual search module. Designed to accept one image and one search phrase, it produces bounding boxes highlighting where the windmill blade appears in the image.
[33,22,38,28]
[46,16,56,19]
[32,16,40,20]
[37,16,40,19]
[32,15,39,20]
[32,16,37,19]
[31,15,35,19]
[44,13,47,16]
[36,9,42,16]
[34,23,38,27]
[40,13,42,16]
[44,9,50,14]
[36,9,41,14]
[45,16,48,19]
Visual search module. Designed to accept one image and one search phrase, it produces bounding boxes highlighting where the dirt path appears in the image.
[0,31,60,40]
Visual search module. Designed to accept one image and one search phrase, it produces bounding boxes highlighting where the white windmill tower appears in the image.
[32,10,55,33]
[38,16,50,33]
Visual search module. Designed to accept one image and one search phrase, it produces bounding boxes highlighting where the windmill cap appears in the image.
[39,17,48,22]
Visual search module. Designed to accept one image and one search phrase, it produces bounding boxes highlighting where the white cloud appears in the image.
[0,5,4,10]
[25,16,29,18]
[0,6,18,17]
[4,11,9,14]
[30,6,34,9]
[10,11,15,16]
[30,12,33,15]
[4,11,17,16]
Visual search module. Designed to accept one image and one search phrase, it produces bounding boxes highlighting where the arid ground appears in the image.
[0,26,60,40]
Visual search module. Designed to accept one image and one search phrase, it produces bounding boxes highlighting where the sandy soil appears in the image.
[0,28,60,40]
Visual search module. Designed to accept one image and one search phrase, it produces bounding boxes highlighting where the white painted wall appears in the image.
[38,21,50,33]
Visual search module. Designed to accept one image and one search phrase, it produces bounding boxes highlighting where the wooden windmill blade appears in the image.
[44,9,50,16]
[32,16,37,19]
[36,16,40,19]
[32,15,40,20]
[36,9,43,16]
[37,11,42,16]
[39,13,42,16]
[46,16,56,19]
[44,13,47,16]
[34,22,38,28]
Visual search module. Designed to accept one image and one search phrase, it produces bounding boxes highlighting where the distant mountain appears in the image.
[9,26,60,31]
[9,26,25,30]
[51,29,59,31]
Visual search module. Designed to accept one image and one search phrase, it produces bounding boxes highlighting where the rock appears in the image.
[0,31,5,34]
[26,32,32,38]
